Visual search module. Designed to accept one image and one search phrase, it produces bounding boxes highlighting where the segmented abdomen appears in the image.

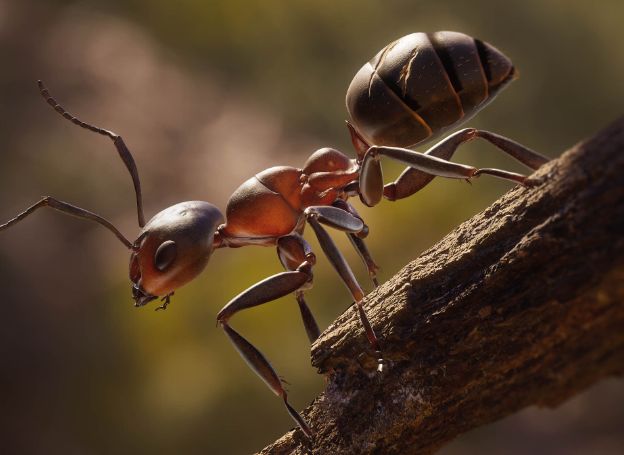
[346,31,516,148]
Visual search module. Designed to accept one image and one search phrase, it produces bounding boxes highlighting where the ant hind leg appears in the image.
[383,128,550,201]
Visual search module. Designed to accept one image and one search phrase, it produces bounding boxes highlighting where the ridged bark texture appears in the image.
[259,118,624,455]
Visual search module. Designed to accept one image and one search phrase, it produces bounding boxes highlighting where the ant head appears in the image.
[129,201,224,307]
[34,82,225,307]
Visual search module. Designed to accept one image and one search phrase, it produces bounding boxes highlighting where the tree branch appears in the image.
[259,118,624,455]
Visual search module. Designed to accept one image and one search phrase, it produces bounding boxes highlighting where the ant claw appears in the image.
[375,351,386,374]
[155,293,174,311]
[522,176,539,188]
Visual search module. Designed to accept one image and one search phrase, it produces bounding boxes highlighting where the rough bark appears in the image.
[259,118,624,455]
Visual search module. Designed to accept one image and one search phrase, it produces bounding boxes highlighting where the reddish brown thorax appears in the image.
[220,148,358,240]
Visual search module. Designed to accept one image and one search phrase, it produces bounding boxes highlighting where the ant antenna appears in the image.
[38,80,146,227]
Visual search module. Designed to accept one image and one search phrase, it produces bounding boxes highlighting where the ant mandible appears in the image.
[1,31,549,438]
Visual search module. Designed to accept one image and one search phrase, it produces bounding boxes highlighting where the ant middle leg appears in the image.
[332,199,380,287]
[277,234,321,343]
[304,206,384,372]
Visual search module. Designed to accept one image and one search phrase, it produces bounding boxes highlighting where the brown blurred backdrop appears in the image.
[0,1,622,454]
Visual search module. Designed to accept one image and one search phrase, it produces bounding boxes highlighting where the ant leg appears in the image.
[216,261,314,438]
[346,120,371,161]
[277,235,321,343]
[332,199,380,287]
[384,128,550,201]
[303,205,364,233]
[220,323,312,438]
[304,207,384,372]
[295,292,321,343]
[0,196,132,249]
[347,235,379,287]
[155,292,174,311]
[38,81,146,227]
[359,144,530,207]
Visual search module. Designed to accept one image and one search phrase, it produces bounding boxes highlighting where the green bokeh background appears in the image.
[0,1,622,453]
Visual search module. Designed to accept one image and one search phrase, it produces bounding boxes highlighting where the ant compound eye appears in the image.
[154,240,177,271]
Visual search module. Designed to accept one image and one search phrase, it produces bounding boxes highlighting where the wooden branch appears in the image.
[259,118,624,455]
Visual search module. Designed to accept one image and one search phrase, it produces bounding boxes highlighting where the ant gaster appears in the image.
[1,32,549,438]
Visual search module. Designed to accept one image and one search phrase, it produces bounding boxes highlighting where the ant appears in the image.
[1,31,549,438]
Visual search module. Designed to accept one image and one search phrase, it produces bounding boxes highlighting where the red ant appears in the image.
[1,32,549,438]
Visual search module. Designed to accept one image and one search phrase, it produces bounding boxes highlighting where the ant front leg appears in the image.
[155,292,174,311]
[383,128,550,201]
[277,234,321,343]
[216,256,314,438]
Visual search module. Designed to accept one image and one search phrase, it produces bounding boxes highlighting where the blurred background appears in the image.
[0,0,622,453]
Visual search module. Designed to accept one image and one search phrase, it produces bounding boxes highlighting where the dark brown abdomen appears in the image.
[346,31,516,148]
